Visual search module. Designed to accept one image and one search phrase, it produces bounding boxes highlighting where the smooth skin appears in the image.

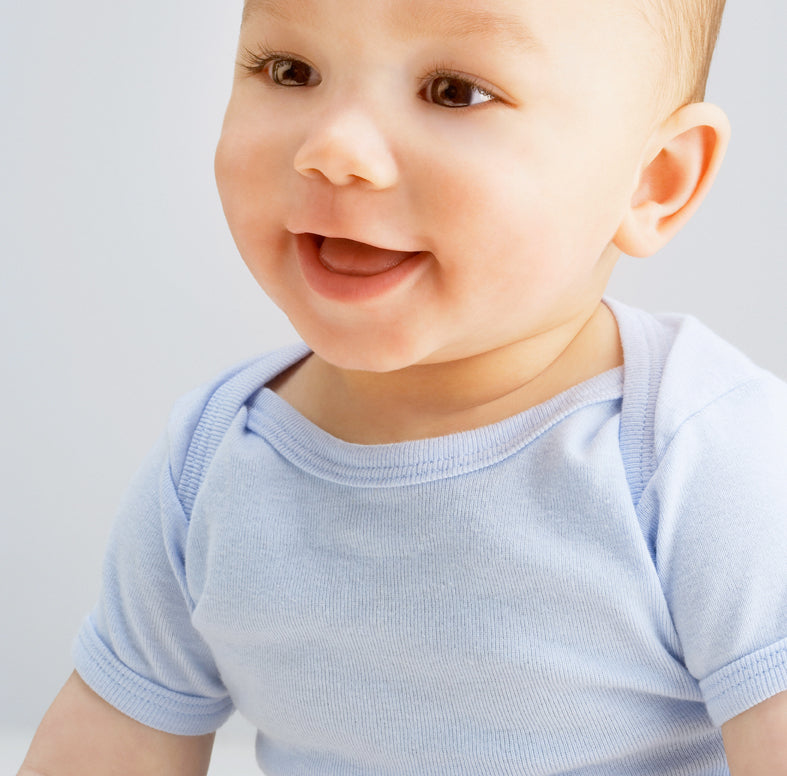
[722,691,787,775]
[19,672,214,776]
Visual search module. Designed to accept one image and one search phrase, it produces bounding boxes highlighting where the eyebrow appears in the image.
[393,4,540,51]
[242,0,540,52]
[242,0,293,25]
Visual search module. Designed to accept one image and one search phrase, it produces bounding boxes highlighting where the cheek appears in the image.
[214,122,299,300]
[216,120,290,243]
[410,145,566,285]
[406,139,621,335]
[215,126,260,235]
[215,97,298,214]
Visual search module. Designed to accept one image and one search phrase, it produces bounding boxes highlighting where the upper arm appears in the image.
[20,672,215,776]
[722,691,787,776]
[641,376,787,725]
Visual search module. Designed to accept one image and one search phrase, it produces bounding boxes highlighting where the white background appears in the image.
[1,0,785,770]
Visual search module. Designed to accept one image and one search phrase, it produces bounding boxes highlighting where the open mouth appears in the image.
[294,232,429,302]
[312,234,421,277]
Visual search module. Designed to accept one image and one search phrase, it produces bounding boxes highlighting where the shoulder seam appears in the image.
[617,305,671,509]
[172,345,311,519]
[175,358,273,519]
[652,374,768,467]
[633,376,771,524]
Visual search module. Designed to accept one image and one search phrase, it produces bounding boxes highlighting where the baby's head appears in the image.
[216,0,730,373]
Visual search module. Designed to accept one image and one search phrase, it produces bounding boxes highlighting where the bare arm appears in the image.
[18,671,215,776]
[722,691,787,776]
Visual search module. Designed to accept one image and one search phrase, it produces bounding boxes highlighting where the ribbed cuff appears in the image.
[700,637,787,725]
[73,617,234,736]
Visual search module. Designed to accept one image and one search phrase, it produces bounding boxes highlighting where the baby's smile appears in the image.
[316,235,420,277]
[294,232,431,303]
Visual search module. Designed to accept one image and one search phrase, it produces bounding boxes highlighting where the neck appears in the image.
[270,301,622,444]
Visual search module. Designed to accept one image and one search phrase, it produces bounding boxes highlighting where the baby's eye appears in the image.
[239,48,322,88]
[421,75,496,108]
[265,58,321,87]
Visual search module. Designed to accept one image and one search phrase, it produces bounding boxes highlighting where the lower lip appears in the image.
[294,233,430,303]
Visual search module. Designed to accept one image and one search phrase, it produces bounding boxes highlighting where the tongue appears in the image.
[319,238,417,276]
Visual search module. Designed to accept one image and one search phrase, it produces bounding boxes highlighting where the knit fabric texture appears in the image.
[74,300,787,775]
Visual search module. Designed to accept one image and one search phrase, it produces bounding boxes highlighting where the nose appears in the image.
[293,107,399,190]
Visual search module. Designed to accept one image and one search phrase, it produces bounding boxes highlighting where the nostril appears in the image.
[296,167,324,181]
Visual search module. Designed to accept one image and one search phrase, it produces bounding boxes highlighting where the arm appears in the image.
[19,672,215,776]
[722,691,787,776]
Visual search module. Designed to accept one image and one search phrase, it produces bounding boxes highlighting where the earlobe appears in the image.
[614,102,731,258]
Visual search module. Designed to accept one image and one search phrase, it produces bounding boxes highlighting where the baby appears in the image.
[20,0,787,773]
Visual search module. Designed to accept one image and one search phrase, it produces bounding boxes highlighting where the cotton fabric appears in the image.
[74,300,787,775]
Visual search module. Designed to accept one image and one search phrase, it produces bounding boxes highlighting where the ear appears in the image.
[613,102,731,258]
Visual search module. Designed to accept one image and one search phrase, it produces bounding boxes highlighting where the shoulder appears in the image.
[164,344,311,490]
[611,299,787,455]
[652,313,784,455]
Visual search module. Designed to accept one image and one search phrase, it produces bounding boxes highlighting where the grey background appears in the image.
[1,0,784,750]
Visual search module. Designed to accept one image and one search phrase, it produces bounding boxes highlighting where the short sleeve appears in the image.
[72,411,235,735]
[641,374,787,726]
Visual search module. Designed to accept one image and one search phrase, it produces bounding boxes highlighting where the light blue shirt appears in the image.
[74,300,787,775]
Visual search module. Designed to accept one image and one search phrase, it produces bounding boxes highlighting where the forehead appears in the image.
[243,0,541,50]
[242,0,652,42]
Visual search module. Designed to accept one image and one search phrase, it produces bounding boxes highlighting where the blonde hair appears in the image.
[643,0,727,108]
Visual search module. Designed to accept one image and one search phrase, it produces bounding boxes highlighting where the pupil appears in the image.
[274,60,308,85]
[435,78,470,106]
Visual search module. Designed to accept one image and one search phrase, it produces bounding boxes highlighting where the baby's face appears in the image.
[216,0,662,372]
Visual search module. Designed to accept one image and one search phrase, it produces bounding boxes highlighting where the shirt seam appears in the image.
[247,387,623,486]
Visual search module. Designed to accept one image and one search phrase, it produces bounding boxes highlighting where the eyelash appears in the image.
[238,47,501,109]
[238,46,321,87]
[240,46,297,75]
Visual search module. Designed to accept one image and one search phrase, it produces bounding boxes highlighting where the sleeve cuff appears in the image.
[699,636,787,726]
[73,616,234,736]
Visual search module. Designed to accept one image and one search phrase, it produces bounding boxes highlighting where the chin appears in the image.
[298,324,437,374]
